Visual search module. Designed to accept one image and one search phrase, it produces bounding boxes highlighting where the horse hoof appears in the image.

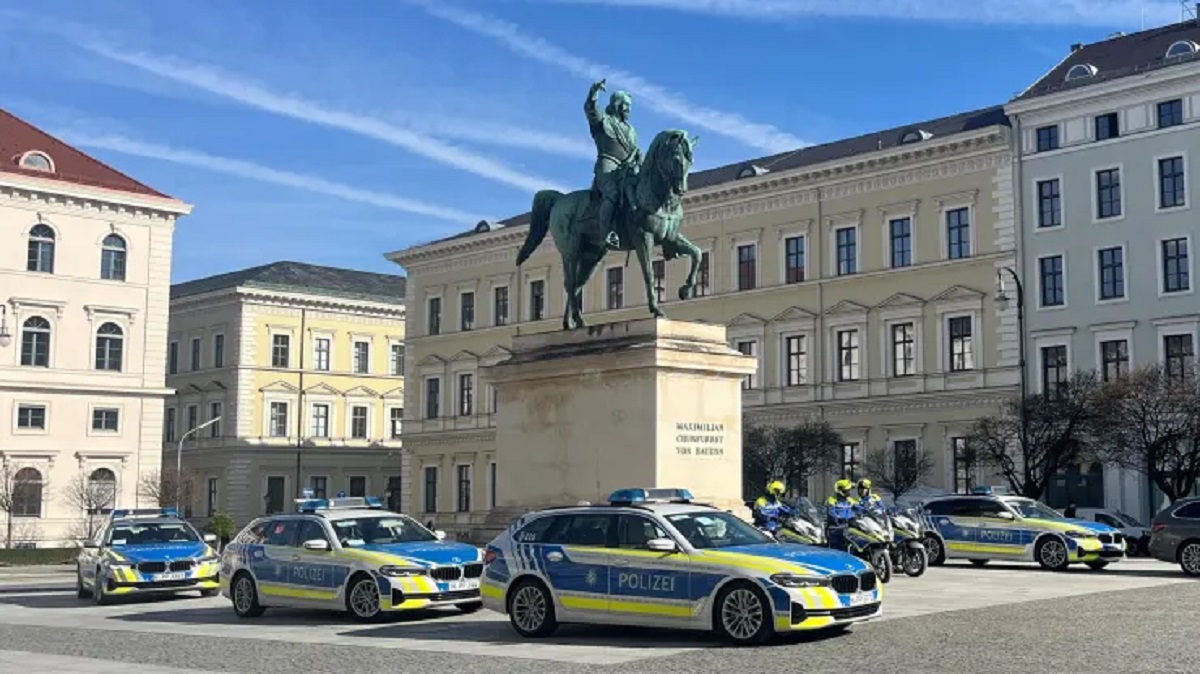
[651,308,665,318]
[678,285,692,300]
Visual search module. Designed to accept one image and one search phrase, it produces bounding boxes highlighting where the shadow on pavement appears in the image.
[930,560,1188,579]
[0,591,207,610]
[339,620,716,649]
[112,605,467,627]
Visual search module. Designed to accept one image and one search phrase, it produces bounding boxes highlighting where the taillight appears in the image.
[1151,523,1166,533]
[483,549,497,565]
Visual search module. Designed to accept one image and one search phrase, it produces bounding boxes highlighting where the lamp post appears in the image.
[994,268,1028,453]
[176,416,221,513]
[0,305,12,349]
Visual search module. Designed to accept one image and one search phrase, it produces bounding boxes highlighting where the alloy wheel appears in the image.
[720,588,764,642]
[511,585,547,633]
[1181,543,1200,576]
[1040,540,1067,569]
[234,578,254,614]
[349,579,380,618]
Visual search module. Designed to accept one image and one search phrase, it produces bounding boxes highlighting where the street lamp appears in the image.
[995,267,1028,450]
[176,416,221,513]
[0,305,12,348]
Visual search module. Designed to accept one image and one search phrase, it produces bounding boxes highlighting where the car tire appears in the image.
[969,559,988,567]
[923,534,947,566]
[92,568,109,606]
[1178,540,1200,577]
[231,572,266,618]
[507,578,558,638]
[455,600,483,614]
[76,568,92,599]
[346,574,383,623]
[1035,536,1070,571]
[713,581,774,646]
[1085,561,1109,570]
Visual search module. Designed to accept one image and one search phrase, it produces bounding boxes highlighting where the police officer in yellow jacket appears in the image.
[857,478,884,514]
[825,479,856,551]
[753,480,795,530]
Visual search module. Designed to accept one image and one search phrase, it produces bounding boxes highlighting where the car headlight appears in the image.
[1064,530,1094,539]
[108,563,131,571]
[197,555,218,564]
[379,565,426,577]
[770,573,831,588]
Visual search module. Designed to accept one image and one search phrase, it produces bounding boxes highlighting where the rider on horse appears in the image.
[585,79,641,250]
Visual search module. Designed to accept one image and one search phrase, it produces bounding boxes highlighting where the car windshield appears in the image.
[665,511,775,549]
[1114,511,1143,527]
[109,522,199,546]
[1007,499,1061,519]
[331,515,436,547]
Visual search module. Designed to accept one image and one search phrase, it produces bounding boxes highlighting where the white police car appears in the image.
[219,497,484,622]
[77,507,221,604]
[481,488,881,646]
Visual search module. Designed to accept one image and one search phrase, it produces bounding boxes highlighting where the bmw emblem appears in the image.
[451,557,461,563]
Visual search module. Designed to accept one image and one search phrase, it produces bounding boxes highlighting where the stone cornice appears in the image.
[0,180,189,222]
[745,386,1016,424]
[169,287,405,318]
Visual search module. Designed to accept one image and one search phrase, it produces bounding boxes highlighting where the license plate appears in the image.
[447,578,480,591]
[849,591,872,606]
[153,572,186,582]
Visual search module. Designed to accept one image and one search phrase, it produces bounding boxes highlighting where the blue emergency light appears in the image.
[110,507,178,519]
[971,486,994,495]
[295,496,386,513]
[608,488,693,505]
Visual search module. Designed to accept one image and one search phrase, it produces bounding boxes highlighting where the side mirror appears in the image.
[203,534,218,543]
[434,530,447,541]
[83,541,99,549]
[995,511,1015,520]
[646,537,677,553]
[302,539,330,551]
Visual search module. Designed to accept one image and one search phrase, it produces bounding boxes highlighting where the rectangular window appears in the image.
[490,462,497,509]
[889,218,912,268]
[209,402,221,437]
[1097,247,1125,300]
[1096,168,1122,219]
[784,236,805,284]
[425,378,441,419]
[168,342,178,375]
[1158,99,1183,128]
[310,404,330,437]
[309,476,327,500]
[164,408,177,442]
[386,476,403,512]
[423,466,438,513]
[390,343,405,376]
[652,259,666,303]
[891,323,915,377]
[349,476,367,498]
[952,437,974,494]
[1165,334,1196,379]
[456,465,472,513]
[490,386,498,415]
[213,334,225,368]
[1036,125,1059,152]
[186,405,198,432]
[1041,345,1068,394]
[1095,112,1119,141]
[314,337,331,371]
[271,335,290,368]
[1037,179,1061,228]
[190,337,201,370]
[841,443,862,480]
[265,476,285,515]
[16,404,46,429]
[947,207,971,259]
[1159,156,1187,209]
[696,252,711,296]
[427,297,442,335]
[948,316,975,372]
[530,280,545,321]
[458,373,474,416]
[784,335,806,386]
[390,407,403,439]
[1100,339,1129,382]
[835,227,857,276]
[460,292,475,331]
[1039,255,1065,307]
[353,341,370,374]
[493,286,509,326]
[1162,237,1191,293]
[607,267,624,309]
[837,329,860,382]
[350,405,368,439]
[736,340,758,389]
[736,243,757,291]
[207,478,217,517]
[269,402,288,437]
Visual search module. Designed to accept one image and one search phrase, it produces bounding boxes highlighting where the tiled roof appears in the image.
[1017,19,1200,100]
[421,105,1009,247]
[0,108,169,198]
[171,261,407,305]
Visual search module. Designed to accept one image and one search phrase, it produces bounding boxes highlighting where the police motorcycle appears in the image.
[886,506,928,577]
[826,501,894,583]
[757,497,827,546]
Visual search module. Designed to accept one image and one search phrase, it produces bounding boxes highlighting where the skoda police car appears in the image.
[76,508,221,604]
[219,497,484,622]
[919,490,1126,571]
[481,488,882,646]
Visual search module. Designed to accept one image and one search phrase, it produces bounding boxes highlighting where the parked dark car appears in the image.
[1148,496,1200,576]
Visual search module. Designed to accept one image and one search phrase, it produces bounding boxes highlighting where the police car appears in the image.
[76,507,221,605]
[919,491,1126,571]
[481,488,882,646]
[219,497,484,622]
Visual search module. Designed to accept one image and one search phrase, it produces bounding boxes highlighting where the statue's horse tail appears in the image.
[516,190,560,266]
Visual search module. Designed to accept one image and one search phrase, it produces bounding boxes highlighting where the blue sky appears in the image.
[0,0,1186,282]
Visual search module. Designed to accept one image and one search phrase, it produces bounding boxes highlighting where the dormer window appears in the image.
[736,164,769,179]
[1065,64,1097,81]
[898,129,932,145]
[18,151,53,172]
[1166,40,1199,59]
[473,220,503,234]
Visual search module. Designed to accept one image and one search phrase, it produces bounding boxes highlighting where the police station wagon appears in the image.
[219,497,484,621]
[481,488,882,646]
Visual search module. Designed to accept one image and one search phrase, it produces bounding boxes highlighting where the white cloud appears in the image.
[72,42,571,193]
[409,0,808,153]
[525,0,1180,28]
[62,131,490,224]
[398,114,595,159]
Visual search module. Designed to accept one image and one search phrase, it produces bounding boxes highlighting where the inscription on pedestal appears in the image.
[674,421,726,457]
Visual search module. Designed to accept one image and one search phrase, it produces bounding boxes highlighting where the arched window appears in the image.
[1065,63,1097,81]
[26,224,55,273]
[100,234,127,281]
[1166,40,1198,59]
[95,322,124,371]
[20,316,51,367]
[12,468,44,517]
[88,468,117,512]
[19,151,53,172]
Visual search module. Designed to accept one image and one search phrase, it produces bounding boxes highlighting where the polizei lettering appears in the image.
[617,572,676,593]
[977,528,1016,543]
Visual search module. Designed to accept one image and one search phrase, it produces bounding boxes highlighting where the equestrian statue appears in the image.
[515,79,702,330]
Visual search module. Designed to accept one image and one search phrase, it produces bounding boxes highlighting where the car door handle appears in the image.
[545,551,564,562]
[611,559,630,567]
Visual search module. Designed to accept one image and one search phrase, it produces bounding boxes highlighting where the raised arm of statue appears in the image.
[585,79,606,126]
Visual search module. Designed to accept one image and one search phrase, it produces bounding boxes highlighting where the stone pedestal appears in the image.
[483,318,756,514]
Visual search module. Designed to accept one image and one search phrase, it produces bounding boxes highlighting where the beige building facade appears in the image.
[388,106,1020,539]
[0,109,191,546]
[164,262,407,529]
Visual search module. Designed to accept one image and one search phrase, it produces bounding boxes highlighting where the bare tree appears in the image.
[62,473,118,541]
[137,469,197,510]
[964,370,1105,499]
[1095,364,1200,504]
[863,441,936,503]
[0,464,46,549]
[743,420,842,498]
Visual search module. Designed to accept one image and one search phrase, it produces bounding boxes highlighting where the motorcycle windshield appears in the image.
[791,497,823,526]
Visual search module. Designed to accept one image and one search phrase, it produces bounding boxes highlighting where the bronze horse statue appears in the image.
[515,129,702,330]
